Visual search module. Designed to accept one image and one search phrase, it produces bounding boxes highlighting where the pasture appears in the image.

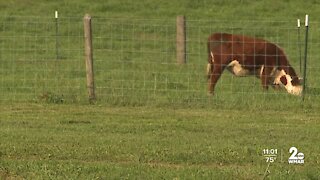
[1,0,320,179]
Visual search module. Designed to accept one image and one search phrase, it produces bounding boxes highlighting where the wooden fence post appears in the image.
[176,15,186,64]
[84,14,96,102]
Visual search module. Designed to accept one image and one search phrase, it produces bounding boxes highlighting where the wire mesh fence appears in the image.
[1,15,319,107]
[0,16,85,104]
[93,17,320,107]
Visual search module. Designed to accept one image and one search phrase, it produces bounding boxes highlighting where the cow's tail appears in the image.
[206,51,214,80]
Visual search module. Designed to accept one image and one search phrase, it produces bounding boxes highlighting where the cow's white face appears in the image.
[273,70,302,96]
[279,74,302,96]
[280,75,303,96]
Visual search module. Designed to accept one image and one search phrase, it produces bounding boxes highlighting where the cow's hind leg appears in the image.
[208,64,225,95]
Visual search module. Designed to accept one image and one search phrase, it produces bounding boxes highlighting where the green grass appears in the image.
[1,0,320,179]
[1,103,320,179]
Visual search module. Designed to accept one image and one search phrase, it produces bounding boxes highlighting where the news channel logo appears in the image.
[262,146,304,164]
[288,147,304,164]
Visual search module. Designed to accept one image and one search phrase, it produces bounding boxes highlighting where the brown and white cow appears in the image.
[207,33,302,96]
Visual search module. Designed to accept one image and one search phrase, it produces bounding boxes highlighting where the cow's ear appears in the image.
[299,78,304,84]
[280,75,287,85]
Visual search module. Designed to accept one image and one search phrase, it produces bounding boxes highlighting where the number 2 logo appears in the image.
[289,147,304,160]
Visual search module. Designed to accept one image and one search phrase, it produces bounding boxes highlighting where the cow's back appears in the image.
[208,33,283,66]
[208,33,268,50]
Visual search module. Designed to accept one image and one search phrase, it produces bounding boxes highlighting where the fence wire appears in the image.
[0,16,85,104]
[0,16,319,106]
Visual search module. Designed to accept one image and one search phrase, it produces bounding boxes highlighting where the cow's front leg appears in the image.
[260,66,273,90]
[271,83,281,90]
[208,64,224,95]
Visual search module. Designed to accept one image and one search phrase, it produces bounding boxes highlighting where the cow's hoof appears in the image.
[207,92,214,96]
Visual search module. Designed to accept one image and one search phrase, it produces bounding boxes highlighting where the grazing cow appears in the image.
[207,33,302,96]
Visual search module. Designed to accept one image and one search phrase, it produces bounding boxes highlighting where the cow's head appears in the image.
[279,74,303,96]
[273,69,302,96]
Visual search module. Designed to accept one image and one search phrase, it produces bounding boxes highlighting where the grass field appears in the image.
[1,0,320,179]
[1,103,320,179]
